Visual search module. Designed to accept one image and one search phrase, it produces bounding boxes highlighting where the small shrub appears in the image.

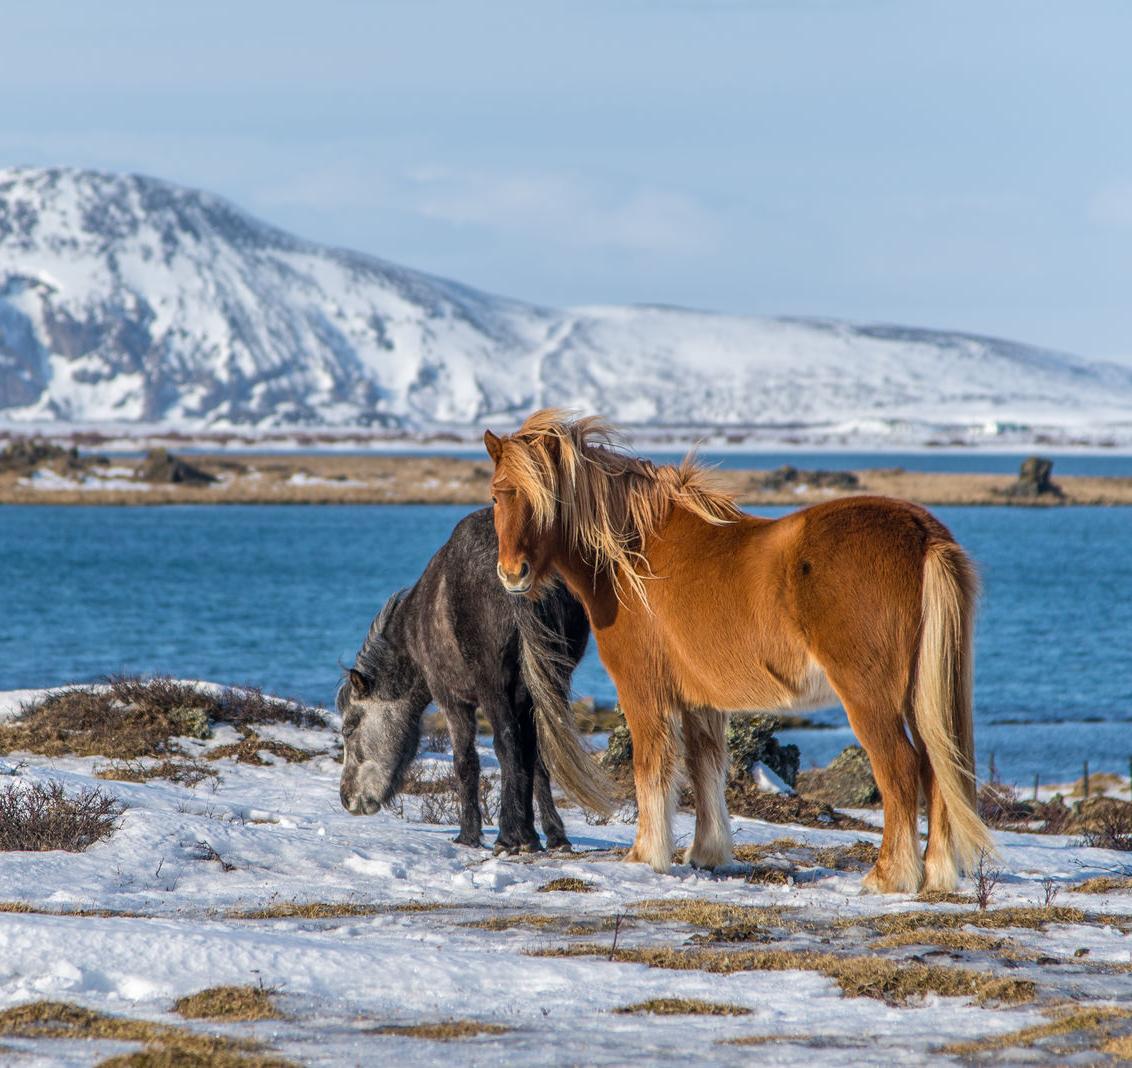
[95,759,219,787]
[0,781,121,851]
[1076,800,1132,851]
[973,850,1003,910]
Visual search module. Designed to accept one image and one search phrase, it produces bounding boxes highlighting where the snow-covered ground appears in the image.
[1,687,1131,1066]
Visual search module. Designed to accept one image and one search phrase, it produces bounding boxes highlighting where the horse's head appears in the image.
[338,591,428,815]
[484,427,559,597]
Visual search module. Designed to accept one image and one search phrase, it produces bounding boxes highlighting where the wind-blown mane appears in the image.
[498,409,742,604]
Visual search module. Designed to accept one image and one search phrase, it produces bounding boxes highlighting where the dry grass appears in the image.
[0,902,146,918]
[811,840,880,870]
[204,730,315,766]
[0,780,121,851]
[858,905,1130,934]
[228,901,443,920]
[870,928,1032,958]
[95,759,219,786]
[613,998,750,1016]
[463,913,564,931]
[731,838,802,863]
[0,1000,293,1067]
[537,877,596,893]
[531,945,1034,1005]
[1073,875,1132,894]
[369,1020,510,1041]
[941,1005,1132,1056]
[724,784,874,830]
[630,898,790,930]
[173,986,281,1022]
[0,676,323,761]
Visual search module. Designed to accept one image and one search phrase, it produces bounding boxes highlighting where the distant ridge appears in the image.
[3,166,1132,445]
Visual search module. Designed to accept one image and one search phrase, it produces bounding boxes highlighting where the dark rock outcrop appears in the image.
[1003,456,1062,499]
[137,448,216,485]
[795,745,881,807]
[757,465,860,492]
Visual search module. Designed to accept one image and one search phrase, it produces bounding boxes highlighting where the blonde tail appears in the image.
[517,606,616,818]
[913,541,994,873]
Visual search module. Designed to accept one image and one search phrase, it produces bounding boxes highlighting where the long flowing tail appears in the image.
[516,602,616,818]
[913,540,994,872]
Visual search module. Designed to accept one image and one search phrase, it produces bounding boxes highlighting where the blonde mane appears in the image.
[497,409,742,604]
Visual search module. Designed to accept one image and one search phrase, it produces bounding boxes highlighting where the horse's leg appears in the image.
[445,701,484,848]
[823,675,923,893]
[908,719,957,892]
[682,708,732,870]
[622,694,679,873]
[484,694,541,854]
[534,753,571,851]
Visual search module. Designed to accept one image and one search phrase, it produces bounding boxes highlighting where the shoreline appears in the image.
[4,452,1132,506]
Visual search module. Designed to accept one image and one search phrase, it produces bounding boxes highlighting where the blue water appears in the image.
[2,504,1130,783]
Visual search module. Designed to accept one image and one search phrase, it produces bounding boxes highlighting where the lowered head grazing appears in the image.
[338,590,430,815]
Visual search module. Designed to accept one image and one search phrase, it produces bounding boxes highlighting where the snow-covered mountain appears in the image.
[3,166,1132,443]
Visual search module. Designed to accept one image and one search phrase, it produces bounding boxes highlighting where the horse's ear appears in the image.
[348,669,371,698]
[483,429,503,464]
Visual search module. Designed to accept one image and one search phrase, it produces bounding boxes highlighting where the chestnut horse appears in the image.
[483,410,991,893]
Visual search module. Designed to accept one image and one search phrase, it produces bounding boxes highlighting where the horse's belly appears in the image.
[676,651,839,716]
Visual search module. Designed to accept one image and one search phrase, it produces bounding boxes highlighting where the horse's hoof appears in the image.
[547,839,573,854]
[453,835,485,849]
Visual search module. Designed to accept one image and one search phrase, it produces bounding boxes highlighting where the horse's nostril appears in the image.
[518,561,530,580]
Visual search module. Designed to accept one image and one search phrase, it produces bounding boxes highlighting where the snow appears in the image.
[1,685,1131,1064]
[4,167,1132,444]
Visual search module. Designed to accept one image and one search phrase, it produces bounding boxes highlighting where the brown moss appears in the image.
[530,946,1034,1005]
[942,1005,1132,1055]
[613,998,750,1016]
[537,877,596,893]
[173,986,280,1021]
[370,1020,510,1041]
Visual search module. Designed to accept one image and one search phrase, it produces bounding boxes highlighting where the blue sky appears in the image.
[4,1,1131,360]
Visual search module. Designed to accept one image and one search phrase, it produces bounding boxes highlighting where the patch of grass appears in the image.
[870,928,1033,959]
[613,998,750,1016]
[95,759,220,786]
[204,729,315,765]
[369,1021,510,1041]
[0,1000,292,1067]
[0,780,121,851]
[811,840,880,871]
[464,914,563,931]
[631,898,790,930]
[0,676,324,761]
[859,905,1130,934]
[916,890,976,905]
[722,1034,810,1047]
[731,838,802,863]
[0,902,146,918]
[173,986,280,1022]
[228,901,444,920]
[942,1005,1132,1056]
[538,877,596,893]
[1073,875,1132,894]
[530,946,1034,1005]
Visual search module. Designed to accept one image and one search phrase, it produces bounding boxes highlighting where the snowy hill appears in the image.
[3,166,1132,444]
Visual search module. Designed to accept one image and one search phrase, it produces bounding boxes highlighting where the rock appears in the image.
[757,465,860,492]
[138,448,217,485]
[795,745,881,807]
[1003,456,1062,499]
[0,437,106,476]
[601,721,634,771]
